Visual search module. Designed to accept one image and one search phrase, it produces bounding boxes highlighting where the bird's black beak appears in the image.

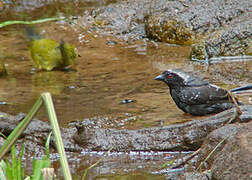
[154,74,165,81]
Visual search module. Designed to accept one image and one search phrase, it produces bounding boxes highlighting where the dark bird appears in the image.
[154,69,251,116]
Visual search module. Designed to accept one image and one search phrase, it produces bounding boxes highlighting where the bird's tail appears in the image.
[25,26,41,41]
[231,85,252,93]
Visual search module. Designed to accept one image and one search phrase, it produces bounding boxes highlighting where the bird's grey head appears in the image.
[155,69,208,87]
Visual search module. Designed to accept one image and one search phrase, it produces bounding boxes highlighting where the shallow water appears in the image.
[0,24,193,128]
[47,150,194,179]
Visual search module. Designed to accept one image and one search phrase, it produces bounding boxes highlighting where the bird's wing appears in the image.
[177,84,229,105]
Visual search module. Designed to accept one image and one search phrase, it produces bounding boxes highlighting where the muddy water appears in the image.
[0,24,193,128]
[59,150,193,179]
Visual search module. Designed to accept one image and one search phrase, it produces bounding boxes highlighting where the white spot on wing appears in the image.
[210,84,221,90]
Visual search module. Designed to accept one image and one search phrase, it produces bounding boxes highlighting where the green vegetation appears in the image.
[0,144,25,180]
[0,18,63,28]
[0,93,72,179]
[0,133,52,180]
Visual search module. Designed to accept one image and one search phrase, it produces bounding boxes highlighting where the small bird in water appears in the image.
[154,69,251,116]
[26,27,78,71]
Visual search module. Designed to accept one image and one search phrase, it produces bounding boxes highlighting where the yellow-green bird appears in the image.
[26,27,78,71]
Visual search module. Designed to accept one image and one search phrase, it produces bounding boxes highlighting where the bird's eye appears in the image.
[167,74,173,78]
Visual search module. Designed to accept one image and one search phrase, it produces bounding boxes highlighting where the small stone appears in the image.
[0,101,7,105]
[69,85,75,89]
[106,40,117,46]
[121,99,135,104]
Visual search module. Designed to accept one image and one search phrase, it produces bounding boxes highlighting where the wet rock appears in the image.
[73,105,252,151]
[183,172,211,180]
[145,17,194,46]
[72,114,137,130]
[191,15,251,59]
[0,112,52,157]
[144,0,251,59]
[145,0,250,38]
[1,105,252,158]
[0,112,81,155]
[76,0,251,59]
[0,112,51,136]
[79,0,149,41]
[197,122,252,180]
[60,127,82,152]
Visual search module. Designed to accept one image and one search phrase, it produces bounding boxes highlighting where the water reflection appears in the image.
[31,71,78,95]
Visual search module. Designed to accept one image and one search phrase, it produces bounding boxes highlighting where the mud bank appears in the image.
[0,105,251,153]
[73,105,252,151]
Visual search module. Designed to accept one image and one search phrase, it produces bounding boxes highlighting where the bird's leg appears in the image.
[226,90,242,124]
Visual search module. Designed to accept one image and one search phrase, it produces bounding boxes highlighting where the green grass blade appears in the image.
[32,158,51,180]
[45,132,52,159]
[5,161,12,180]
[31,133,52,180]
[17,144,25,180]
[11,146,17,180]
[0,96,43,159]
[41,92,72,180]
[0,17,64,28]
[0,132,7,139]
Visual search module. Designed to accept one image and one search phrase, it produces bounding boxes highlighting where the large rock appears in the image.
[197,122,252,179]
[73,105,252,151]
[144,0,252,59]
[0,112,81,156]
